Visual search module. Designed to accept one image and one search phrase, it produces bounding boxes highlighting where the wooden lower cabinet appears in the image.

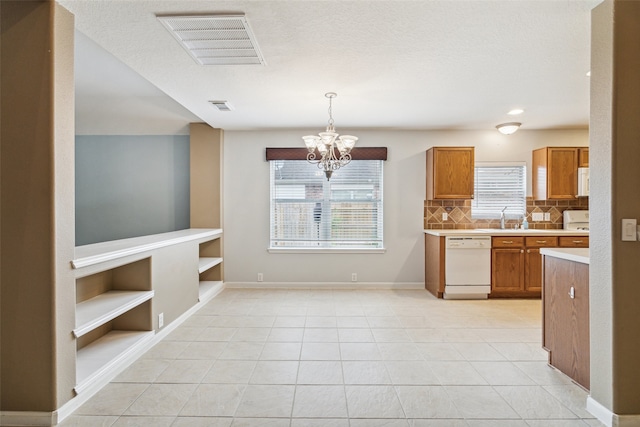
[542,255,590,389]
[491,236,559,297]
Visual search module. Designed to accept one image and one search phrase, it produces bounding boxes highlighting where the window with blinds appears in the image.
[270,160,384,249]
[471,162,526,219]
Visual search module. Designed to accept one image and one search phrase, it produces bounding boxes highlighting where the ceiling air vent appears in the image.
[157,14,265,66]
[209,100,234,111]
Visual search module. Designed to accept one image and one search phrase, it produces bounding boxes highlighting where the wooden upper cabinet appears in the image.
[532,147,580,200]
[426,147,474,200]
[578,147,589,167]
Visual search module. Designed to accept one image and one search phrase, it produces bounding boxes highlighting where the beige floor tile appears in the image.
[111,416,175,426]
[165,326,205,341]
[113,358,171,383]
[273,316,306,327]
[406,328,448,343]
[445,385,519,419]
[202,360,257,384]
[427,361,487,385]
[196,327,238,342]
[378,343,423,361]
[345,385,404,418]
[543,385,593,418]
[513,362,574,385]
[179,384,245,417]
[297,361,343,384]
[336,316,369,328]
[231,328,271,342]
[178,341,227,360]
[384,361,440,385]
[267,327,304,342]
[154,359,214,383]
[293,385,348,418]
[300,342,341,360]
[249,361,299,384]
[466,421,528,426]
[525,421,590,427]
[340,343,382,360]
[395,385,460,419]
[75,383,149,416]
[372,329,413,343]
[231,418,291,427]
[452,342,507,361]
[350,419,410,427]
[490,342,548,361]
[218,342,265,360]
[124,383,196,416]
[58,415,118,427]
[172,417,232,427]
[367,317,403,328]
[290,418,349,427]
[306,316,338,328]
[470,361,536,385]
[260,342,302,360]
[303,328,339,342]
[415,343,465,361]
[342,361,392,385]
[409,420,467,426]
[234,385,295,418]
[338,328,375,342]
[494,385,579,419]
[140,341,190,359]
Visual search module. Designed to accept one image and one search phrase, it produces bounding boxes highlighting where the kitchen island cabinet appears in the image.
[426,146,474,200]
[541,247,589,390]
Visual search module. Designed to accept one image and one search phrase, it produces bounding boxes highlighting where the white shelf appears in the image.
[74,290,154,338]
[199,280,224,303]
[75,330,155,394]
[198,257,223,274]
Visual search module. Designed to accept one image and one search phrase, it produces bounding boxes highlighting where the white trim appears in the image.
[587,397,640,427]
[267,248,386,254]
[224,281,423,290]
[73,228,222,269]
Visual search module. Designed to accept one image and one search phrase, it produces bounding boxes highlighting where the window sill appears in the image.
[268,247,386,254]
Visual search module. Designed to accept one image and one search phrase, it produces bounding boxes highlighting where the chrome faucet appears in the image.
[500,206,508,229]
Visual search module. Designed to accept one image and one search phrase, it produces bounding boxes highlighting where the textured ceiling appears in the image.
[61,0,602,134]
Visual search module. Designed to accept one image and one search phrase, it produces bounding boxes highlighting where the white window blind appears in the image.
[270,160,383,249]
[472,162,526,219]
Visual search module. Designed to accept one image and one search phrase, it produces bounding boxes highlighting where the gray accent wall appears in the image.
[76,135,190,245]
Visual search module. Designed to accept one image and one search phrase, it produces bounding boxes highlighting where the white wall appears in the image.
[223,128,588,287]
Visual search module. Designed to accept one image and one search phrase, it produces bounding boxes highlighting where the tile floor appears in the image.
[61,289,605,427]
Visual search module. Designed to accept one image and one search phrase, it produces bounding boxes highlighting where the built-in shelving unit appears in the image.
[198,231,224,303]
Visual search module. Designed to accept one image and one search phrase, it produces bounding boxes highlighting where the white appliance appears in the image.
[444,236,491,299]
[563,210,589,231]
[577,167,589,197]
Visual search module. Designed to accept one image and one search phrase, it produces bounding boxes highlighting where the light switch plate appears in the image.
[544,212,551,221]
[622,219,637,241]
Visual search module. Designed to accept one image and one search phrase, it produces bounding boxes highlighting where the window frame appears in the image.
[471,161,527,220]
[268,159,385,254]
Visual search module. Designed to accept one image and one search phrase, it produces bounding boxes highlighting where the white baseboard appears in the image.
[224,281,424,290]
[587,396,640,427]
[1,285,227,427]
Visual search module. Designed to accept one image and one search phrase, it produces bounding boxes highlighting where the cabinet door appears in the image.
[491,247,525,292]
[547,147,579,199]
[427,147,474,199]
[525,236,558,293]
[578,148,589,167]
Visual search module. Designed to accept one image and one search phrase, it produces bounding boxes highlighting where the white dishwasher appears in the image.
[444,236,492,299]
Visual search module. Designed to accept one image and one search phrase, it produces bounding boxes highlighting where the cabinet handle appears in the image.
[503,240,514,244]
[572,240,584,244]
[568,286,575,299]
[536,240,547,244]
[520,249,524,253]
[527,249,531,253]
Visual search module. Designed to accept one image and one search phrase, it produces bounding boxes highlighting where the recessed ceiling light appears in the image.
[507,109,524,116]
[586,71,591,77]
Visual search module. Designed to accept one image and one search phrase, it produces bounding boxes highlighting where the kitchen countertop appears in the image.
[423,229,589,237]
[540,247,589,264]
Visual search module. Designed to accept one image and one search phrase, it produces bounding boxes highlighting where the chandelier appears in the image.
[302,92,358,180]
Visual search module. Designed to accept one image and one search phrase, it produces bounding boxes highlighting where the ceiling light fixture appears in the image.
[303,92,358,180]
[496,122,521,135]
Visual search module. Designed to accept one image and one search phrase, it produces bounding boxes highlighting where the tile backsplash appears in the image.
[424,197,589,230]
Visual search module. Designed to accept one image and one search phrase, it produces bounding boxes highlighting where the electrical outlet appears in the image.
[442,212,448,221]
[257,273,263,282]
[351,273,357,282]
[158,313,164,329]
[532,212,543,222]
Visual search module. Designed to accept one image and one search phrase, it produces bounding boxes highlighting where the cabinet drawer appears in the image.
[492,236,525,247]
[558,236,589,247]
[525,236,558,248]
